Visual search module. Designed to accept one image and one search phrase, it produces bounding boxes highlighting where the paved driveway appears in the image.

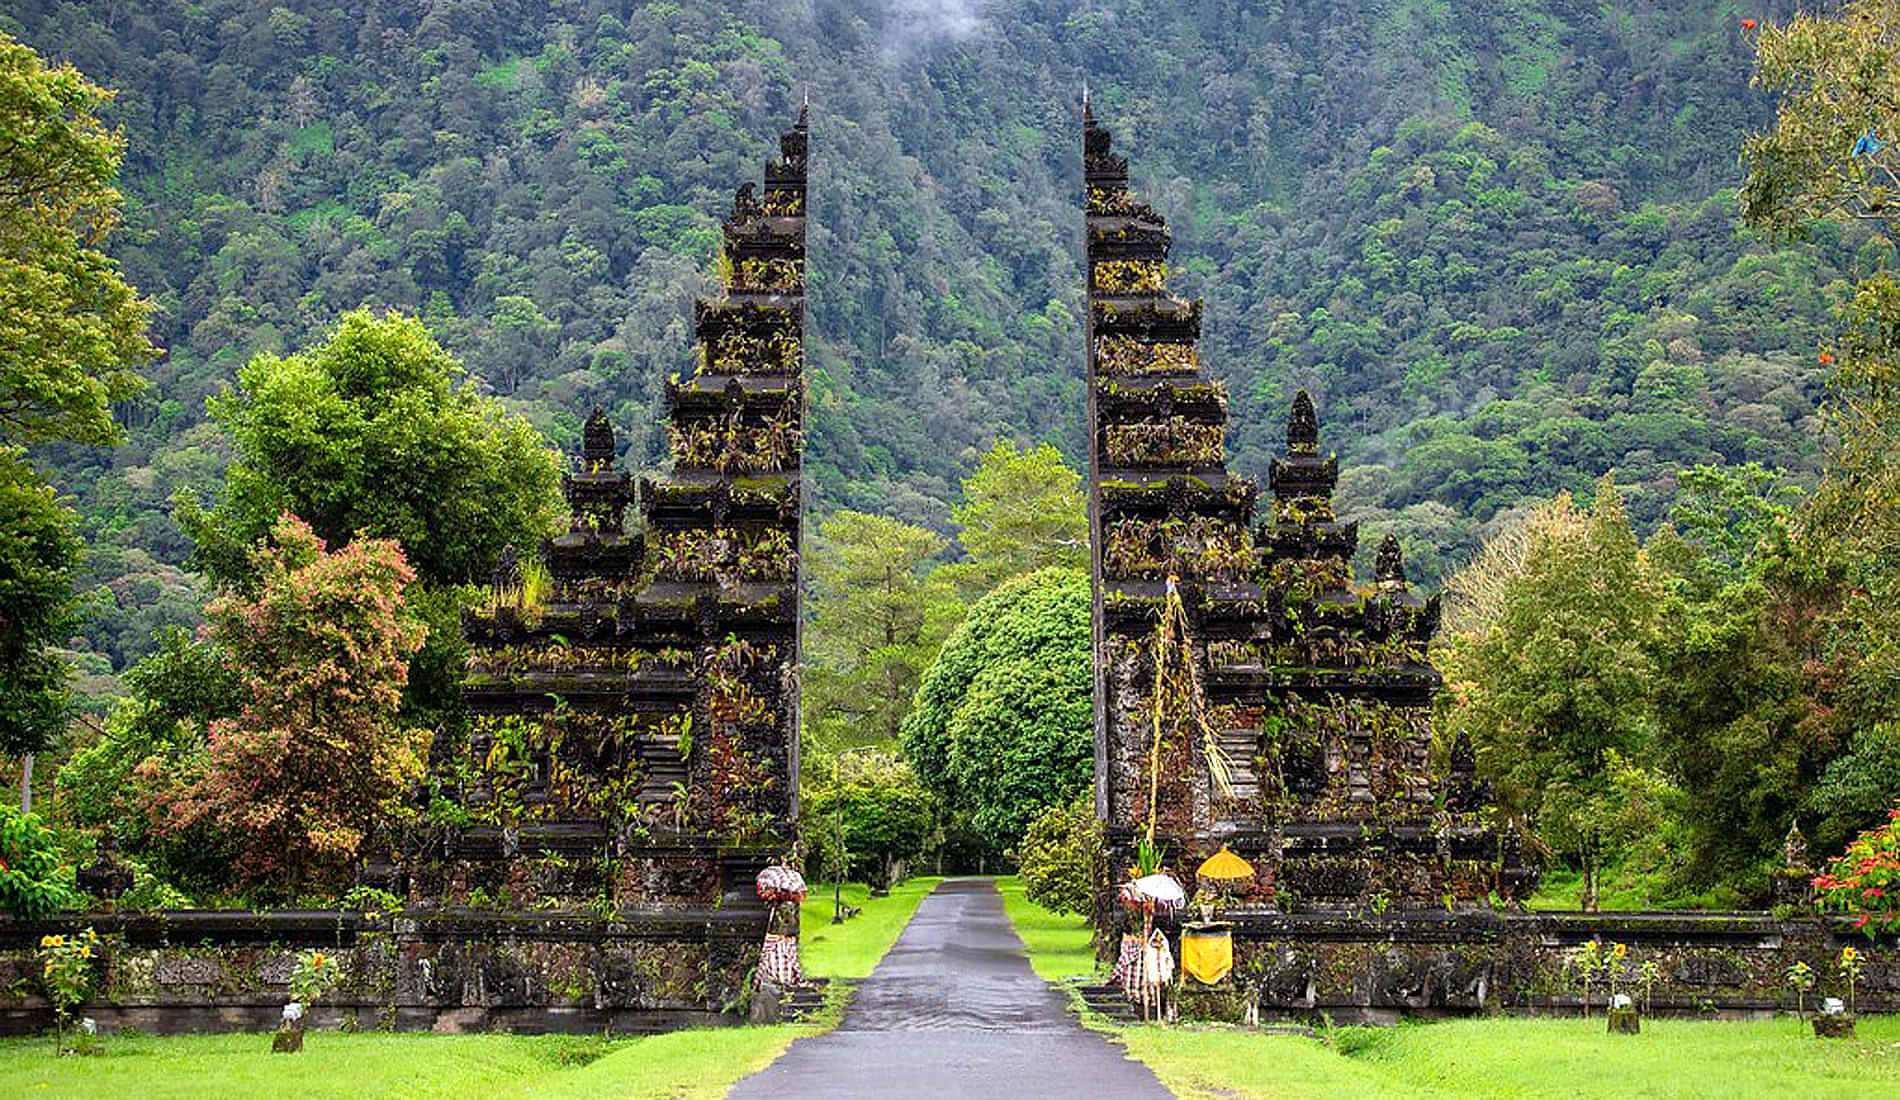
[729,878,1172,1098]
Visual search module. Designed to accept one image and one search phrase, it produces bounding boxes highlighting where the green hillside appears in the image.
[5,0,1875,666]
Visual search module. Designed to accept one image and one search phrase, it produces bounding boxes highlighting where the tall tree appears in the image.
[901,567,1092,857]
[1740,3,1900,859]
[802,510,961,751]
[1441,479,1661,908]
[942,441,1088,599]
[0,31,151,447]
[1742,1,1900,239]
[179,308,561,590]
[142,514,427,898]
[0,449,81,762]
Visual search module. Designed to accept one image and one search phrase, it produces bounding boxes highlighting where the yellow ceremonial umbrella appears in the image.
[1196,846,1254,884]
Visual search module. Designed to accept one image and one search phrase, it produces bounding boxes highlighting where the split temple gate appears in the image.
[0,107,1894,1035]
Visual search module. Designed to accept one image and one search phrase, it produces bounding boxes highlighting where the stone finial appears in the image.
[1449,729,1477,779]
[732,181,760,220]
[797,90,809,130]
[493,543,521,594]
[1784,819,1811,871]
[1287,390,1319,455]
[582,406,615,469]
[1375,534,1407,588]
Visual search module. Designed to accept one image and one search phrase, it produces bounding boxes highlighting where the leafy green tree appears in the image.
[1442,479,1661,908]
[901,567,1092,857]
[942,441,1088,599]
[801,749,934,889]
[0,31,150,447]
[803,510,962,751]
[177,309,562,731]
[1014,795,1104,918]
[56,627,237,888]
[0,449,81,761]
[1742,1,1900,239]
[179,309,561,590]
[0,804,76,918]
[143,514,428,898]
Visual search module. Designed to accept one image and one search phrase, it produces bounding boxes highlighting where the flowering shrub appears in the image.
[140,514,428,897]
[1812,799,1900,934]
[289,948,340,1008]
[1840,945,1864,1016]
[38,928,100,1052]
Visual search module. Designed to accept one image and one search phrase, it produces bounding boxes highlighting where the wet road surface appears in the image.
[728,877,1172,1098]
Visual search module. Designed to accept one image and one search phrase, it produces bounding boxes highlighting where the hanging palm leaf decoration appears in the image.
[1144,574,1236,846]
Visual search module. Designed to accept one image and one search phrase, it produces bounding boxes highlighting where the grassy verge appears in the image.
[0,878,942,1099]
[996,881,1900,1099]
[994,874,1098,981]
[0,1029,805,1100]
[800,876,943,978]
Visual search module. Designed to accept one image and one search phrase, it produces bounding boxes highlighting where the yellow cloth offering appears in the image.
[1180,926,1233,985]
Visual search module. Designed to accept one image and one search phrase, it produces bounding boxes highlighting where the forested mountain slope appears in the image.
[6,0,1878,667]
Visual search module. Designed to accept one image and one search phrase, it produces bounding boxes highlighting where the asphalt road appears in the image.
[728,877,1173,1099]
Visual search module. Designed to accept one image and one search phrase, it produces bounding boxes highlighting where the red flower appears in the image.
[1819,352,1835,364]
[1741,19,1758,29]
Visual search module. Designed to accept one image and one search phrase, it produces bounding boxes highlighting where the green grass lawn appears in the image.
[0,878,943,1099]
[997,879,1900,1099]
[800,876,944,978]
[994,874,1100,981]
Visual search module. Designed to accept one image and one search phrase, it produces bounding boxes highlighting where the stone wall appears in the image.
[1150,910,1900,1024]
[0,906,766,1036]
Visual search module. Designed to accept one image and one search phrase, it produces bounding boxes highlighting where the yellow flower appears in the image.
[39,935,52,948]
[310,952,325,967]
[1843,946,1858,963]
[1613,943,1628,959]
[79,946,92,958]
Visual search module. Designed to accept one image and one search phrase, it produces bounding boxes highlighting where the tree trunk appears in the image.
[19,754,32,814]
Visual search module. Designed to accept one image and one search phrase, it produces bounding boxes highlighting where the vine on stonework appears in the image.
[1086,186,1160,220]
[1105,416,1224,466]
[760,189,803,216]
[472,708,661,825]
[465,645,686,679]
[731,256,803,292]
[705,330,802,375]
[1096,335,1198,375]
[1261,556,1353,601]
[1103,516,1254,579]
[1274,494,1336,525]
[689,640,783,841]
[668,406,800,473]
[1094,259,1167,294]
[649,526,795,583]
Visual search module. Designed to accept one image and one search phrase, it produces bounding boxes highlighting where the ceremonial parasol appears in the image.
[1196,846,1255,886]
[756,863,807,902]
[1133,873,1186,911]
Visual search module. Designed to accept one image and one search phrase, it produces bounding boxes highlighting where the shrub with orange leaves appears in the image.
[1813,799,1900,935]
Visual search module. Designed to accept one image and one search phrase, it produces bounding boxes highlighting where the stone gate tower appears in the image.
[1082,105,1532,913]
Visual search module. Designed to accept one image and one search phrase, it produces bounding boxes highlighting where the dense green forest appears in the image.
[5,0,1879,676]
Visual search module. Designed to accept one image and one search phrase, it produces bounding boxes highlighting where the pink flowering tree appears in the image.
[144,514,427,898]
[1812,799,1900,935]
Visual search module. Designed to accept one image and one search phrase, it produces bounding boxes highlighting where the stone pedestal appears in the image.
[1813,1014,1856,1039]
[1607,1006,1639,1034]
